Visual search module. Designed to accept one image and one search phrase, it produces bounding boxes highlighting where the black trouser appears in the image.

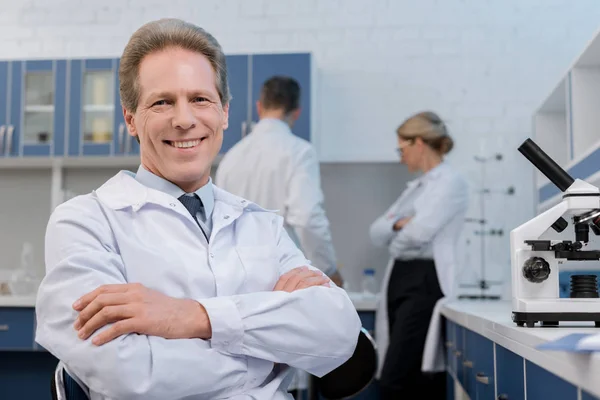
[379,259,445,399]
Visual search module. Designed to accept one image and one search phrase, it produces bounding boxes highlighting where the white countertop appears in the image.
[0,292,379,311]
[442,300,600,397]
[0,295,37,307]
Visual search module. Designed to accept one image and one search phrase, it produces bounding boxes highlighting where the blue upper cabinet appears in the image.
[1,60,67,157]
[222,55,248,154]
[68,58,136,157]
[250,53,312,142]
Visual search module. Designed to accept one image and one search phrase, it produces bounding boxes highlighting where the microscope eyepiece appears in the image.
[518,138,574,192]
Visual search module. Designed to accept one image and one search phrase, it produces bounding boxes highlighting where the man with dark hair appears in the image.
[217,75,344,397]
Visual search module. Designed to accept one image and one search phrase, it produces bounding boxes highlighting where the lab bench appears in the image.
[442,300,600,400]
[0,293,378,400]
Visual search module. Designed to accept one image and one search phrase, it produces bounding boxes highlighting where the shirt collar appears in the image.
[134,165,215,219]
[252,118,292,134]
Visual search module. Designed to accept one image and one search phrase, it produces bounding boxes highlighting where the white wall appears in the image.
[2,0,600,294]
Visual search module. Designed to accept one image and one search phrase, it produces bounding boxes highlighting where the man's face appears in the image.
[124,46,229,192]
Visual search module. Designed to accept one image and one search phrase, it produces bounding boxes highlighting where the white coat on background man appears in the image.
[216,76,343,395]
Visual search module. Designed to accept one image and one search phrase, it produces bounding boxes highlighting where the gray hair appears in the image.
[119,18,231,112]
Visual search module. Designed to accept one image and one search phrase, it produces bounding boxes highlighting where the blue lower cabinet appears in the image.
[526,361,577,400]
[496,345,524,400]
[0,308,35,350]
[446,372,454,400]
[463,329,477,398]
[445,318,455,374]
[583,390,600,400]
[472,333,494,400]
[455,325,465,387]
[0,351,58,400]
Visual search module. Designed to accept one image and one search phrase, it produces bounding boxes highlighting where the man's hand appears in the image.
[273,266,331,292]
[393,216,412,231]
[72,283,212,346]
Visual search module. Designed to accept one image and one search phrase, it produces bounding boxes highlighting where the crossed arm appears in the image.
[35,200,362,400]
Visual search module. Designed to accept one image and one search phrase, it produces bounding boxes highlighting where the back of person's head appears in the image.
[396,111,454,155]
[259,76,301,115]
[119,18,230,113]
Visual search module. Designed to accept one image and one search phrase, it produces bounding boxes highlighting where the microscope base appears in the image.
[512,311,600,328]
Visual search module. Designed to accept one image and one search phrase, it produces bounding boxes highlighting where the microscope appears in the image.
[511,138,600,328]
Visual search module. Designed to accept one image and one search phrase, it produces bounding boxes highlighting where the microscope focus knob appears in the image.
[522,257,551,283]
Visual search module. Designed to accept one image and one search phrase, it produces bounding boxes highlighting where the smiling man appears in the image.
[35,18,361,400]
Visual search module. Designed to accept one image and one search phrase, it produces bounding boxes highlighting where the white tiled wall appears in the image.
[2,0,600,293]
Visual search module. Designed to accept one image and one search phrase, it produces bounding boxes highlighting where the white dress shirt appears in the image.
[216,118,338,276]
[35,168,362,400]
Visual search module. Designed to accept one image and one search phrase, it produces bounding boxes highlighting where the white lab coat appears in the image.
[35,170,362,400]
[370,162,469,376]
[216,118,337,277]
[216,118,339,391]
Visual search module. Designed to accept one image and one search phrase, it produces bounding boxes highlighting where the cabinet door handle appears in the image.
[454,350,462,357]
[445,341,454,348]
[497,394,508,400]
[0,324,9,331]
[463,360,473,368]
[5,125,14,156]
[476,372,489,385]
[0,125,6,154]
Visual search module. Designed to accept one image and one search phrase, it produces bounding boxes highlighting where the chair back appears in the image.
[51,362,89,400]
[315,328,378,399]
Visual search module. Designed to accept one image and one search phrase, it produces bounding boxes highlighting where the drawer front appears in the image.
[0,307,35,350]
[473,333,494,400]
[526,361,577,400]
[496,345,524,400]
[445,318,455,374]
[463,329,478,398]
[455,325,465,386]
[582,390,600,400]
[446,372,455,400]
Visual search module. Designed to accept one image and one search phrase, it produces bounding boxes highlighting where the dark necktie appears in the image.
[178,194,209,242]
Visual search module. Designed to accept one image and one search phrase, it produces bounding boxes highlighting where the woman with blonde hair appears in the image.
[370,111,469,398]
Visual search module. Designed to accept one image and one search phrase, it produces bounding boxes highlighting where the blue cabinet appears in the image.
[526,361,577,400]
[583,390,600,400]
[472,333,494,400]
[0,307,35,350]
[445,318,455,375]
[444,318,588,400]
[496,345,524,400]
[1,52,311,160]
[223,55,248,154]
[250,53,312,142]
[0,60,67,157]
[68,58,135,157]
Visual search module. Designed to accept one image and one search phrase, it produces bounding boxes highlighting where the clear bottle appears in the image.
[9,242,41,296]
[361,268,377,295]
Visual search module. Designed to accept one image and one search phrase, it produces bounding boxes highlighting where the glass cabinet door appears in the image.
[68,58,133,157]
[8,60,66,157]
[23,69,54,145]
[82,70,114,145]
